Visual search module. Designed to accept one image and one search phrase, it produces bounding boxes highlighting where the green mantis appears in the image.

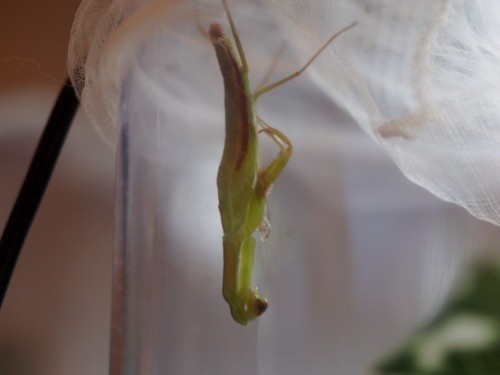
[208,0,356,325]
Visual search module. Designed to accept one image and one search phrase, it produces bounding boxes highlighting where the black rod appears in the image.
[0,79,79,307]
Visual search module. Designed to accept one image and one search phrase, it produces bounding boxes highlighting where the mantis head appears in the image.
[229,288,268,325]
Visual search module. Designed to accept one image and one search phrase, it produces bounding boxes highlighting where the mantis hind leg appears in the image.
[221,0,248,71]
[253,21,357,99]
[255,45,286,92]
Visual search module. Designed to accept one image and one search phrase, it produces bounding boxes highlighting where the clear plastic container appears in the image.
[109,3,500,375]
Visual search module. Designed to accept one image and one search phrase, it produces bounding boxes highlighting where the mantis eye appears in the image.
[255,298,268,316]
[246,289,268,318]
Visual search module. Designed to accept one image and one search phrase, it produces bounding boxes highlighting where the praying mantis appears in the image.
[207,0,356,325]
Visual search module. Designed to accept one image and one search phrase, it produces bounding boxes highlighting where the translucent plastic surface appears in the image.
[67,0,500,373]
[111,19,500,372]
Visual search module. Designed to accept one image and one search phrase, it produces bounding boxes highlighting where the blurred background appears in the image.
[0,0,113,374]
